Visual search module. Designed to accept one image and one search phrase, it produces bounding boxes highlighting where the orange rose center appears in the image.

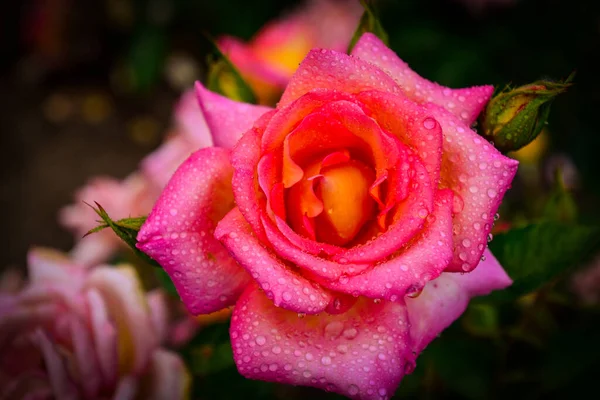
[315,161,376,246]
[285,157,376,247]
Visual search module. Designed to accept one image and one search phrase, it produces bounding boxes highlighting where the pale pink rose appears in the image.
[0,248,189,400]
[137,33,517,398]
[59,173,156,266]
[218,0,362,104]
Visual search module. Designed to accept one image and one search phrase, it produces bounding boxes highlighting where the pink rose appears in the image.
[138,33,517,398]
[218,0,362,104]
[0,248,188,400]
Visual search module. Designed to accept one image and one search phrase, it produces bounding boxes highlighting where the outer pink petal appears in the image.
[278,49,402,108]
[406,249,511,353]
[351,33,493,124]
[230,119,276,242]
[427,104,518,272]
[230,285,413,400]
[214,208,333,314]
[195,82,273,149]
[137,148,252,314]
[173,89,213,148]
[323,190,454,301]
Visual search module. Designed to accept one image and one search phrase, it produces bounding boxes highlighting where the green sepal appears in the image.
[84,202,158,267]
[347,0,389,53]
[205,35,257,104]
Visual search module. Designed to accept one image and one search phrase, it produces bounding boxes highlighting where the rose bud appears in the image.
[479,78,572,153]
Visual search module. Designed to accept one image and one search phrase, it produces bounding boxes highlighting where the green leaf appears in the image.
[347,0,389,53]
[205,36,257,104]
[481,222,600,302]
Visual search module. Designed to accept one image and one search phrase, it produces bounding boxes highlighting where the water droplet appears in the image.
[298,313,306,318]
[282,292,292,301]
[459,252,468,261]
[255,336,266,346]
[462,238,471,248]
[452,194,464,213]
[480,255,487,261]
[272,346,281,354]
[423,117,436,129]
[343,328,358,339]
[321,356,332,365]
[487,233,493,242]
[494,213,500,221]
[487,189,497,198]
[469,186,479,194]
[305,353,314,361]
[348,384,360,396]
[325,321,344,340]
[417,208,429,218]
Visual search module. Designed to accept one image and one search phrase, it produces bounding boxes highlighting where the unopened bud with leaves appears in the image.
[479,75,573,153]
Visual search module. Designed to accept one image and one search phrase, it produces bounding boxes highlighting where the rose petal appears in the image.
[406,249,511,353]
[278,49,402,108]
[85,265,158,375]
[27,248,85,286]
[137,148,252,314]
[333,156,434,264]
[357,90,443,186]
[195,82,273,149]
[261,215,371,283]
[426,104,518,272]
[351,33,493,124]
[173,89,213,147]
[230,284,413,400]
[30,330,79,400]
[214,208,333,314]
[69,316,101,398]
[322,190,454,300]
[85,288,118,386]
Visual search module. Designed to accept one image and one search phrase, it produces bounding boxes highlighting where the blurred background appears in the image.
[2,0,599,266]
[1,0,599,398]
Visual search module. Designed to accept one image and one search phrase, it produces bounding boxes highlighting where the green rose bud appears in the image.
[479,76,573,152]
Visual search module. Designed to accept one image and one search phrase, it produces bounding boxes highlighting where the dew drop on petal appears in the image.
[255,336,266,346]
[423,117,436,129]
